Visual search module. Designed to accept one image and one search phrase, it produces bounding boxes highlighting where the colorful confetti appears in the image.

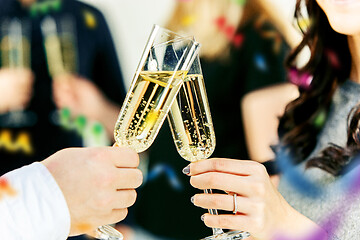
[255,16,283,53]
[181,14,197,27]
[254,53,268,72]
[0,177,17,200]
[232,0,247,6]
[288,67,313,90]
[83,10,97,29]
[214,16,245,48]
[146,163,183,191]
[324,49,341,69]
[0,130,33,154]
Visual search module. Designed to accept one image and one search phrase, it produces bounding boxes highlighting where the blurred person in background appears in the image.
[0,0,125,175]
[116,0,301,239]
[188,0,360,239]
[0,0,126,239]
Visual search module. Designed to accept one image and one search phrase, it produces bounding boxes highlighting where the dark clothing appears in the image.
[132,19,289,239]
[0,0,125,175]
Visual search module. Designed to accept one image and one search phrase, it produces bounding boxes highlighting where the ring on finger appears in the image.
[233,193,238,214]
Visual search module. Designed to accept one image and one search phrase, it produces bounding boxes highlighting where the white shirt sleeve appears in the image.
[0,162,71,240]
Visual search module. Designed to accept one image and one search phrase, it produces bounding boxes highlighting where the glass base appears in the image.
[95,225,123,240]
[201,230,250,240]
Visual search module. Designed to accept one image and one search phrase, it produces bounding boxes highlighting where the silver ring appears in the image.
[233,193,238,214]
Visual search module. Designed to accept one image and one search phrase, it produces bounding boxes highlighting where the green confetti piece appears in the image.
[51,0,62,11]
[60,108,71,119]
[59,108,72,130]
[75,115,87,134]
[29,5,38,17]
[92,123,104,136]
[314,109,326,128]
[39,2,50,14]
[233,0,247,6]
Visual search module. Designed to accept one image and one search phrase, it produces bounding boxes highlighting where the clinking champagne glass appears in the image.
[95,25,200,240]
[167,55,250,240]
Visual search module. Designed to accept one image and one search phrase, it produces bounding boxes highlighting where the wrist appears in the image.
[277,202,327,240]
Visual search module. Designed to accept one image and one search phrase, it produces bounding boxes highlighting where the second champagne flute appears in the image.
[167,55,250,240]
[95,25,200,240]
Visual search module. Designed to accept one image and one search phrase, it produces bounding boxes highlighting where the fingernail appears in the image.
[190,196,194,204]
[182,165,190,175]
[201,214,205,222]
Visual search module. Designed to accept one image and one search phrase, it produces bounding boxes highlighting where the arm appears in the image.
[0,146,143,238]
[252,0,303,49]
[242,83,299,185]
[242,83,299,162]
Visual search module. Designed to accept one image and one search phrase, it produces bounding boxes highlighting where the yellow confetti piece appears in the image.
[181,15,197,27]
[298,17,312,31]
[83,10,97,29]
[0,130,33,155]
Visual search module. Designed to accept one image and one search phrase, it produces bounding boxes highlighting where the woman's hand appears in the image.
[186,158,326,240]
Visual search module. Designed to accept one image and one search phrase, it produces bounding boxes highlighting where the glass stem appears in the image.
[204,189,224,236]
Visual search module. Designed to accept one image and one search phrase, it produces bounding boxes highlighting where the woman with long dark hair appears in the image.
[183,0,360,239]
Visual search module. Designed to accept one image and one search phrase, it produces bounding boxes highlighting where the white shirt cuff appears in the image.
[0,162,71,240]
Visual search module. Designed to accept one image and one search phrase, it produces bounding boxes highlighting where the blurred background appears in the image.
[0,0,302,239]
[81,0,296,89]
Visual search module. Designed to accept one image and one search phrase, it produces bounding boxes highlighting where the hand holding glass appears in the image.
[95,25,200,240]
[167,56,250,240]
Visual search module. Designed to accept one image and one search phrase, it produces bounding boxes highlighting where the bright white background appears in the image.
[81,0,296,89]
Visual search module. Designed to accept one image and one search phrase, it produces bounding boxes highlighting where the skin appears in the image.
[42,146,143,236]
[0,68,34,113]
[188,0,360,239]
[52,74,121,138]
[187,159,324,240]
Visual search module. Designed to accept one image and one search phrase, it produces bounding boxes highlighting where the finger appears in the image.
[190,172,253,196]
[99,208,129,225]
[112,189,137,209]
[192,193,252,214]
[187,158,267,177]
[111,147,139,168]
[115,168,143,189]
[202,213,254,233]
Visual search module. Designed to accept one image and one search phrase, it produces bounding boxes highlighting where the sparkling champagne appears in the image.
[168,74,215,162]
[114,70,187,153]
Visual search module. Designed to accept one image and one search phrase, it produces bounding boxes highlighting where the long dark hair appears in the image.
[278,0,352,174]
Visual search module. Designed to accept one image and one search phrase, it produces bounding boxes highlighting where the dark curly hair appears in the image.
[278,0,352,175]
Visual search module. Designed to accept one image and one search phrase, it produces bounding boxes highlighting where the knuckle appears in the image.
[216,215,231,228]
[211,159,226,171]
[208,196,221,209]
[96,195,112,209]
[252,181,266,197]
[97,172,115,188]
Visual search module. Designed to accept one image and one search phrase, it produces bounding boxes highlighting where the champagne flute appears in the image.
[167,55,250,240]
[0,18,33,127]
[96,25,200,240]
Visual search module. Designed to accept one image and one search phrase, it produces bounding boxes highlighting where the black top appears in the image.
[0,0,126,175]
[131,18,289,239]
